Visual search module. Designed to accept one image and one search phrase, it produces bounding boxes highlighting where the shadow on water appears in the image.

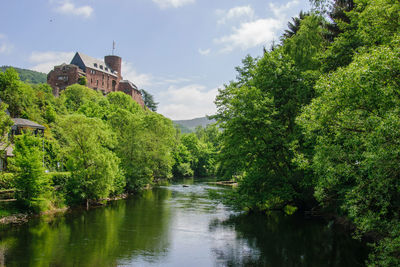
[209,212,368,267]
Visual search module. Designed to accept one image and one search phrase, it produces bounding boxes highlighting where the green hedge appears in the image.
[0,173,15,189]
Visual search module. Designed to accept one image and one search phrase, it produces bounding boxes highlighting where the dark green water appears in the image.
[0,178,368,266]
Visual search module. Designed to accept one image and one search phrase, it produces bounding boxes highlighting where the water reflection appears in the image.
[0,178,367,267]
[1,189,172,267]
[209,212,367,267]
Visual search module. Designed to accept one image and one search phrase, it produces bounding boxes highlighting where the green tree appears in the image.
[172,143,194,177]
[298,43,400,266]
[108,105,176,191]
[57,114,124,207]
[0,68,39,118]
[78,76,87,86]
[283,14,328,71]
[11,134,51,212]
[60,84,103,112]
[214,48,316,211]
[281,11,309,40]
[140,89,158,112]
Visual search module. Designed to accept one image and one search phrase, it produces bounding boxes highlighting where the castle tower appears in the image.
[104,55,122,78]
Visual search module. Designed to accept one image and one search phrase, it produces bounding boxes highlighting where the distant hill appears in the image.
[173,116,216,133]
[0,66,47,84]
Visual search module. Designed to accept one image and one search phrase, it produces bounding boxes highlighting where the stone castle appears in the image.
[47,52,144,107]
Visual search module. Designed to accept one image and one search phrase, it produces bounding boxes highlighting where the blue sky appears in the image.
[0,0,310,120]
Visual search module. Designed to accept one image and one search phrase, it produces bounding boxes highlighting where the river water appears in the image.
[0,178,368,266]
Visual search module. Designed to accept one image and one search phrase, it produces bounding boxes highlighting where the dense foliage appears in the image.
[0,70,216,213]
[213,0,400,265]
[172,125,219,178]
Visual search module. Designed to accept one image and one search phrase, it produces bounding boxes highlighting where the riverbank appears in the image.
[0,193,133,226]
[207,180,238,187]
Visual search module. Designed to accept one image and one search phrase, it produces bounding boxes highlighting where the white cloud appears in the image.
[54,0,93,18]
[214,0,301,52]
[215,18,282,52]
[152,0,195,9]
[122,62,153,88]
[270,0,300,18]
[29,51,75,73]
[157,84,218,120]
[216,6,255,25]
[198,48,211,56]
[0,34,14,54]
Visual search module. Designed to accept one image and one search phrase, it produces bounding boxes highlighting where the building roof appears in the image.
[11,118,45,130]
[120,80,139,91]
[5,146,13,157]
[72,52,118,77]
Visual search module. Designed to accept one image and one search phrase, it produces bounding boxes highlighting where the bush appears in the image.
[46,172,71,188]
[0,172,15,189]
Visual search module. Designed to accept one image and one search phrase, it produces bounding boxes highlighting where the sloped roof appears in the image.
[120,80,139,91]
[11,118,45,130]
[73,52,118,77]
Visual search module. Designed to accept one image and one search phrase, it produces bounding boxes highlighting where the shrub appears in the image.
[0,172,15,189]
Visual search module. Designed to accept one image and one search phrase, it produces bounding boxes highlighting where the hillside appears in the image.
[0,66,47,84]
[173,116,216,133]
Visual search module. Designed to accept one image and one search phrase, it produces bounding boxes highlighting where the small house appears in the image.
[0,118,45,171]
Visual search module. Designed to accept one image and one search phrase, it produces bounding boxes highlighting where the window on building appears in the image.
[112,80,116,91]
[97,80,99,86]
[91,78,93,84]
[100,65,103,70]
[105,67,108,71]
[94,63,98,68]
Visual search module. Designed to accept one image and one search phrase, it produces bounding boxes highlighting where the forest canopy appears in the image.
[213,0,400,265]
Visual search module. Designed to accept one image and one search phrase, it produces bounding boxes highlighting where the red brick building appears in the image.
[47,52,144,107]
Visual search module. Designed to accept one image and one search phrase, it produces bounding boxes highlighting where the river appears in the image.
[0,178,368,266]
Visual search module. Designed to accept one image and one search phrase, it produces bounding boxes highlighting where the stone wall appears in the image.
[85,67,120,95]
[47,64,82,96]
[118,82,145,108]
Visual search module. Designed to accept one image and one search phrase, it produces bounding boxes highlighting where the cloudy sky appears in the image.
[0,0,310,120]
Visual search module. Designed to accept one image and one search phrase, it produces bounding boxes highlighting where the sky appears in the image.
[0,0,311,120]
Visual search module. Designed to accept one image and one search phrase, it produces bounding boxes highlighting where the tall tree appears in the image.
[140,89,158,112]
[281,11,309,40]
